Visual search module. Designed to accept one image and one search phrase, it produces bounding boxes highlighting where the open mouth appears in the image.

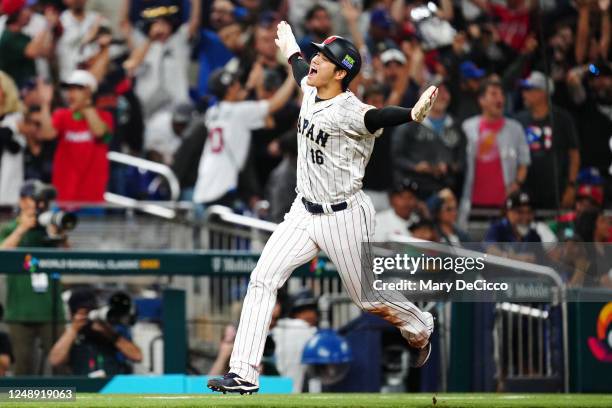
[308,67,318,77]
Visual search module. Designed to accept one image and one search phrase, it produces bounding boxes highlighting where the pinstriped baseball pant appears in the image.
[229,191,430,385]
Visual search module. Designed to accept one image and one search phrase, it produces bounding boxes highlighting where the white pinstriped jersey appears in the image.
[297,78,383,204]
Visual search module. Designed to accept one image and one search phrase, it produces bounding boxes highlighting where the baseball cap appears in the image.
[520,71,554,94]
[171,102,195,124]
[407,211,434,232]
[1,0,26,15]
[258,10,278,27]
[380,49,407,66]
[61,70,98,93]
[390,179,419,196]
[207,68,238,99]
[263,69,283,92]
[289,289,318,314]
[460,61,485,80]
[141,4,179,20]
[19,179,56,200]
[577,167,603,186]
[576,184,604,206]
[506,191,531,210]
[68,288,98,314]
[20,77,37,94]
[370,8,393,30]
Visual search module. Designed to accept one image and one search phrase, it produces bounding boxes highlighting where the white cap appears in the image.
[380,48,407,65]
[61,70,98,93]
[520,71,554,94]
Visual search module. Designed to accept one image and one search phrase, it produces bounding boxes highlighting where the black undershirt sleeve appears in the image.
[364,106,414,134]
[289,53,309,85]
[287,53,413,134]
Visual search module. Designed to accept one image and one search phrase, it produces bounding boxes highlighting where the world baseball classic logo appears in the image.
[587,302,612,362]
[23,254,39,273]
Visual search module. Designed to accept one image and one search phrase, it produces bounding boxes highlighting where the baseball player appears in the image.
[208,21,439,394]
[193,68,295,205]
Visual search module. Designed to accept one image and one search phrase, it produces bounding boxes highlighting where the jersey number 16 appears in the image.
[310,148,324,165]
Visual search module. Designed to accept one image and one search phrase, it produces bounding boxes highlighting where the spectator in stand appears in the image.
[193,67,295,208]
[171,113,207,201]
[378,47,420,108]
[374,179,425,241]
[362,84,392,211]
[429,188,470,246]
[19,78,55,109]
[365,7,396,56]
[252,21,285,75]
[56,0,102,82]
[516,71,580,210]
[450,61,485,123]
[392,79,465,199]
[549,178,606,241]
[459,79,530,229]
[123,0,200,119]
[121,0,191,33]
[48,288,142,375]
[144,102,196,166]
[0,181,66,375]
[484,0,535,52]
[265,129,298,223]
[272,290,318,393]
[484,191,542,263]
[407,211,437,242]
[0,70,26,205]
[196,0,239,99]
[0,0,56,87]
[573,208,612,288]
[574,0,610,67]
[19,105,56,183]
[404,0,456,51]
[297,4,332,60]
[0,303,14,376]
[566,61,612,202]
[38,70,113,203]
[249,65,300,189]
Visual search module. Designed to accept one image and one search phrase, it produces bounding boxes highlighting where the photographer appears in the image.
[0,303,14,376]
[48,289,142,376]
[0,180,66,375]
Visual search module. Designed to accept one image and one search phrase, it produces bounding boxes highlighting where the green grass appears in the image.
[3,393,612,408]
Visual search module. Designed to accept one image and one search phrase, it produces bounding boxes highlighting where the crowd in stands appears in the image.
[0,0,608,213]
[0,0,612,379]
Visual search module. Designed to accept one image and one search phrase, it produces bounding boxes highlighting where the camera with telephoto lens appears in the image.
[37,210,78,231]
[21,180,78,232]
[88,292,136,326]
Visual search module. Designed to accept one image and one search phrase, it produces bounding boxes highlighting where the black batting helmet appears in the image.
[311,36,361,89]
[207,68,238,100]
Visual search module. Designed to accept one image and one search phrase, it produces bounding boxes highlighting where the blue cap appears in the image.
[460,61,485,80]
[370,8,393,30]
[577,167,603,185]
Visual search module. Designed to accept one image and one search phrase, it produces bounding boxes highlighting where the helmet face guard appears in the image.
[311,36,361,89]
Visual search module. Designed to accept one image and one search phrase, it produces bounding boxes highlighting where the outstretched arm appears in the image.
[267,73,296,114]
[276,21,307,85]
[364,86,439,133]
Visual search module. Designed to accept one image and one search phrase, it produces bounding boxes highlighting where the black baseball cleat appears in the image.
[207,373,259,395]
[408,342,432,368]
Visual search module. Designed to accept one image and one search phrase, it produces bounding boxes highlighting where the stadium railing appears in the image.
[387,234,568,392]
[0,193,589,392]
